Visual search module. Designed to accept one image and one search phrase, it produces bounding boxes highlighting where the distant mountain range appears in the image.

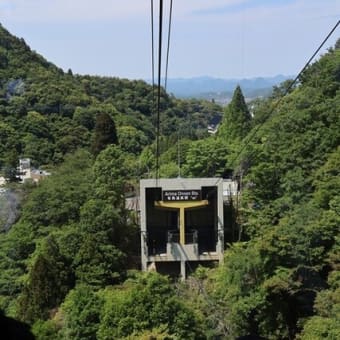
[151,75,293,104]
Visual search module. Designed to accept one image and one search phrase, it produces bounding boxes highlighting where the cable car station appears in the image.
[140,178,237,279]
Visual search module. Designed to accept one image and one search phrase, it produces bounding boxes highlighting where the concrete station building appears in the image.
[140,177,238,279]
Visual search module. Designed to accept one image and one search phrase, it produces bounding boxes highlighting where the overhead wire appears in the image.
[150,1,156,180]
[229,19,340,172]
[150,0,155,119]
[164,0,173,91]
[155,0,163,184]
[151,0,173,183]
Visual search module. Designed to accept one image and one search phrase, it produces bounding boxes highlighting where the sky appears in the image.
[0,0,339,80]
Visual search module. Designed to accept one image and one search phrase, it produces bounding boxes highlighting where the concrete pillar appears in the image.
[217,179,224,261]
[140,181,147,271]
[179,207,185,245]
[180,260,186,281]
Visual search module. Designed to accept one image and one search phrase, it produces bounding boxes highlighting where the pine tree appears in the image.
[219,85,251,141]
[91,113,118,156]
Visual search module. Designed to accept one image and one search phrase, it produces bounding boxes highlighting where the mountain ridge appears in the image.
[147,74,293,102]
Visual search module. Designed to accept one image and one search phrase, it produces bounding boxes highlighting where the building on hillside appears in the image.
[18,158,31,182]
[125,196,140,212]
[140,177,238,279]
[18,158,50,183]
[208,124,219,134]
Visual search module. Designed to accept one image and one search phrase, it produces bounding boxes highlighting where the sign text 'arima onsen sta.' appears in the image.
[162,190,201,201]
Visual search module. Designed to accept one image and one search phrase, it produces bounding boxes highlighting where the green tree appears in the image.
[73,106,95,130]
[0,121,21,169]
[60,285,103,340]
[21,150,93,227]
[17,235,73,323]
[22,134,54,166]
[117,125,148,154]
[97,272,204,339]
[313,147,340,209]
[31,319,59,340]
[91,112,118,156]
[183,137,228,177]
[219,85,251,141]
[299,316,340,340]
[3,150,19,182]
[72,146,138,285]
[74,233,127,287]
[23,111,51,139]
[215,242,267,339]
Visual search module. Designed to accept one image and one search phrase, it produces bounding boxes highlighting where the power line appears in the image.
[150,0,155,106]
[229,19,340,171]
[164,0,173,91]
[155,0,163,184]
[150,1,156,179]
[150,1,175,183]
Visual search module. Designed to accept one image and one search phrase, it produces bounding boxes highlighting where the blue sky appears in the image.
[0,0,339,80]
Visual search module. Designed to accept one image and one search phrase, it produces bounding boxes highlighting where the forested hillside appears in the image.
[0,23,221,172]
[0,23,339,339]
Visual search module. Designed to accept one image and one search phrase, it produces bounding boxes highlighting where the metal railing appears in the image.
[167,230,198,244]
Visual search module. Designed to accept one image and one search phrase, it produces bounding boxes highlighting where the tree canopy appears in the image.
[219,85,251,141]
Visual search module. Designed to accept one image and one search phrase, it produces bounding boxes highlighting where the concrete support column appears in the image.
[180,260,186,281]
[140,181,147,271]
[217,179,224,261]
[179,207,185,245]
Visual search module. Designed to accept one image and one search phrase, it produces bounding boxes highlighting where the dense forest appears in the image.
[0,23,339,339]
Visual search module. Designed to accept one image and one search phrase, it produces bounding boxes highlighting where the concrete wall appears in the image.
[140,178,225,277]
